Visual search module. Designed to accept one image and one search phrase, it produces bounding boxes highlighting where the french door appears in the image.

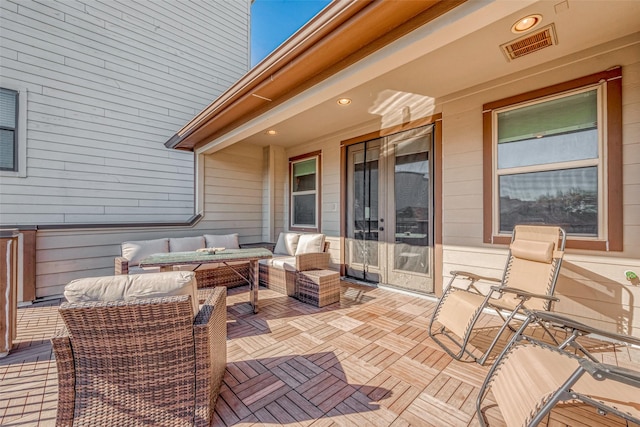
[345,125,434,293]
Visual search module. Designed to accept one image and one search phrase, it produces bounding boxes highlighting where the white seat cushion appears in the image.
[274,232,300,256]
[204,233,240,249]
[64,271,199,316]
[169,236,205,252]
[259,256,297,271]
[295,233,325,255]
[121,238,169,266]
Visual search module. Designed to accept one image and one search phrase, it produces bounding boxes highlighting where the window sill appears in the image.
[290,226,320,233]
[0,170,26,178]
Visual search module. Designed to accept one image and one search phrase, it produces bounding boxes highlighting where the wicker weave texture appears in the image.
[52,288,227,427]
[296,252,330,271]
[195,263,250,288]
[295,270,340,307]
[259,265,296,296]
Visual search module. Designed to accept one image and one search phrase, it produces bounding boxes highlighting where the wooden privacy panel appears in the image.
[0,231,19,357]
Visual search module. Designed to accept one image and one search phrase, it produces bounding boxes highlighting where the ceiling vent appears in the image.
[501,24,557,61]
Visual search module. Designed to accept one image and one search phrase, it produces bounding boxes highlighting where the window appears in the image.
[0,88,18,171]
[483,68,622,250]
[290,152,321,231]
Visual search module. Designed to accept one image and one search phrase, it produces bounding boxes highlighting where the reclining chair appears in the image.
[428,225,566,364]
[477,310,640,426]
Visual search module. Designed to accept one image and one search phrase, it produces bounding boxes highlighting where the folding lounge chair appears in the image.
[428,225,566,364]
[477,311,640,426]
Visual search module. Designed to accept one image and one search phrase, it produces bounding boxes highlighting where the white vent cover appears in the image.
[501,24,558,61]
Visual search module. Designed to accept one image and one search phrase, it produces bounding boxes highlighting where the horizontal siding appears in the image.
[200,144,265,243]
[0,0,250,226]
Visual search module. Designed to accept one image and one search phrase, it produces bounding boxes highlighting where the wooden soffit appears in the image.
[166,0,466,152]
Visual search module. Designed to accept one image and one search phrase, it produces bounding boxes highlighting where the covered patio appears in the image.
[2,282,637,426]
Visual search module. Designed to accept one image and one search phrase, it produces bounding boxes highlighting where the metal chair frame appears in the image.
[429,226,566,364]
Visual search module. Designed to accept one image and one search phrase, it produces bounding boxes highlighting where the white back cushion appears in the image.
[64,271,199,316]
[169,236,205,252]
[295,233,325,255]
[121,238,169,266]
[274,232,300,255]
[204,233,240,249]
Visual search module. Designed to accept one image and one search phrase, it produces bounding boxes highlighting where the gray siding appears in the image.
[201,144,264,243]
[0,0,250,224]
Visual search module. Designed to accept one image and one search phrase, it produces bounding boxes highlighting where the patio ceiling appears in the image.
[183,0,640,154]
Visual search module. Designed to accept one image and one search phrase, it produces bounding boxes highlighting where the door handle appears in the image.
[379,227,384,231]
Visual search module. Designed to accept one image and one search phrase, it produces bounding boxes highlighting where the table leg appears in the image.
[250,259,259,313]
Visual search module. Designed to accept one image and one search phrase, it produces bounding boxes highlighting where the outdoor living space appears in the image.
[2,281,638,427]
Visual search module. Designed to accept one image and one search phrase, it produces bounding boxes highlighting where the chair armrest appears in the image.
[115,256,129,275]
[491,286,559,302]
[193,287,227,427]
[51,327,76,427]
[529,310,640,347]
[579,358,640,389]
[450,270,502,283]
[296,252,330,271]
[445,270,501,295]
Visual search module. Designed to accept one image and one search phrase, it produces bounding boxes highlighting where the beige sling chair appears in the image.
[428,225,566,364]
[477,310,640,426]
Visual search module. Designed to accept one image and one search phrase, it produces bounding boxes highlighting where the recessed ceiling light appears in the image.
[337,98,352,106]
[511,14,542,34]
[265,129,277,135]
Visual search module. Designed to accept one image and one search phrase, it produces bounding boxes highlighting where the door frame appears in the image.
[340,114,443,295]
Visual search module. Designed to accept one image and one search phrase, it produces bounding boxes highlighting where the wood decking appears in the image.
[1,282,638,426]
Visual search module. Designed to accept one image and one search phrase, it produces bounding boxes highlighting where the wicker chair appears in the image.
[258,233,330,296]
[52,280,226,427]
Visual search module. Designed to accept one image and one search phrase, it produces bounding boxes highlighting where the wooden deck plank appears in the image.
[384,383,423,416]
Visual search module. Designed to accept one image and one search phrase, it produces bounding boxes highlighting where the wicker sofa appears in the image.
[52,271,226,427]
[114,233,251,288]
[258,232,330,295]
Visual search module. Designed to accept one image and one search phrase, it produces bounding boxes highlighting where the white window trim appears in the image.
[0,83,27,178]
[491,83,606,240]
[290,155,320,230]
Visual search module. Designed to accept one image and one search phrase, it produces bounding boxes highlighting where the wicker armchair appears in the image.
[259,233,330,296]
[52,285,227,427]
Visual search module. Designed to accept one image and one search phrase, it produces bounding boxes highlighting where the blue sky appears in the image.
[251,0,331,67]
